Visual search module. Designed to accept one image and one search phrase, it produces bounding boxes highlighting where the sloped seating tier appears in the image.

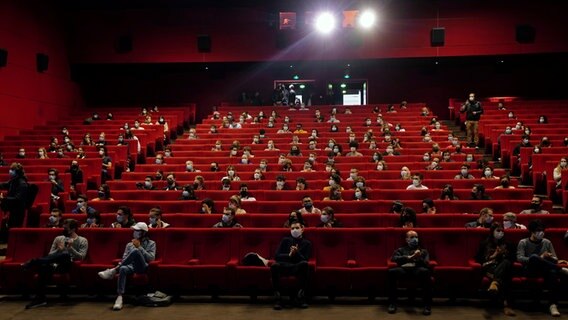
[61,199,550,215]
[2,228,567,296]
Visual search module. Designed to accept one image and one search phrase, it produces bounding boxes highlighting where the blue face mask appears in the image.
[86,218,94,225]
[49,216,58,224]
[222,214,231,223]
[304,202,313,209]
[407,238,419,247]
[116,215,124,223]
[8,170,16,178]
[149,217,157,225]
[97,191,105,198]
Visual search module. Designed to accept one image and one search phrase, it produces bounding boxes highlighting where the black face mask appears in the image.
[530,203,541,211]
[501,180,510,188]
[240,190,248,197]
[62,228,71,237]
[392,205,403,213]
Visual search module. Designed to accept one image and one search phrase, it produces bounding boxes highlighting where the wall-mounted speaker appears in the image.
[516,24,535,43]
[431,27,445,47]
[0,49,7,67]
[36,53,49,72]
[117,35,133,53]
[197,35,211,53]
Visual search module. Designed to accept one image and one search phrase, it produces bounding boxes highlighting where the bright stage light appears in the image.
[315,12,336,34]
[358,10,376,29]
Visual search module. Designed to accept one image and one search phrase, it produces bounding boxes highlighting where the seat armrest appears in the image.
[468,259,481,270]
[226,258,239,268]
[188,258,200,265]
[347,259,357,267]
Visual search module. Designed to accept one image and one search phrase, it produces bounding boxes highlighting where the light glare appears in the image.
[358,10,376,29]
[315,12,336,34]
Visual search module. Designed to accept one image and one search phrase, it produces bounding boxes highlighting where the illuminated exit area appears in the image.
[328,80,367,106]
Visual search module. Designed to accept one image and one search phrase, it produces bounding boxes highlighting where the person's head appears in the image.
[502,212,518,229]
[528,219,545,241]
[560,157,568,169]
[320,206,335,224]
[149,207,163,225]
[460,164,470,176]
[376,160,387,171]
[228,195,242,210]
[479,207,494,224]
[472,184,485,197]
[47,168,59,181]
[49,208,62,226]
[295,177,307,190]
[116,206,132,225]
[63,219,79,237]
[521,135,530,145]
[328,184,342,200]
[222,207,236,224]
[144,175,154,188]
[483,166,494,178]
[98,146,107,157]
[132,222,149,239]
[97,183,111,200]
[329,173,342,187]
[392,200,404,213]
[400,166,411,179]
[201,198,215,213]
[86,211,101,226]
[422,198,435,213]
[354,186,367,200]
[490,222,505,241]
[411,173,423,187]
[302,196,313,210]
[530,195,543,211]
[166,173,176,185]
[499,175,511,188]
[276,175,286,188]
[290,220,304,238]
[406,230,419,247]
[468,93,475,101]
[76,194,88,207]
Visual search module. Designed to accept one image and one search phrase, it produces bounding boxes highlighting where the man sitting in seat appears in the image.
[517,220,568,317]
[465,208,494,228]
[387,230,432,315]
[470,184,492,200]
[519,196,549,214]
[24,219,88,309]
[98,222,156,311]
[299,196,321,215]
[212,207,243,228]
[406,173,428,190]
[272,220,312,310]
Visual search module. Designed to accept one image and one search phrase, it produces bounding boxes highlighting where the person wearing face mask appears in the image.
[23,219,88,309]
[178,185,197,200]
[439,184,459,200]
[474,223,516,316]
[454,164,474,179]
[136,176,156,190]
[346,168,360,181]
[387,230,432,315]
[111,206,135,228]
[323,184,343,201]
[537,115,548,124]
[353,187,369,201]
[399,167,412,181]
[71,194,97,215]
[91,183,114,202]
[162,173,180,191]
[64,161,83,190]
[502,212,526,229]
[470,184,492,200]
[212,207,243,228]
[148,207,169,228]
[16,148,26,159]
[45,208,64,228]
[552,157,567,187]
[425,158,443,171]
[299,196,321,215]
[481,166,499,180]
[301,161,314,173]
[98,147,112,184]
[399,207,417,228]
[192,176,205,191]
[460,92,484,148]
[277,124,290,134]
[517,220,568,317]
[494,175,515,190]
[345,142,363,157]
[228,195,247,214]
[512,135,532,157]
[317,206,342,228]
[274,175,290,191]
[184,160,200,173]
[323,174,343,192]
[376,160,388,171]
[81,211,103,228]
[465,208,494,228]
[220,178,232,191]
[519,196,549,214]
[238,183,256,201]
[200,198,215,214]
[271,220,312,310]
[391,200,405,214]
[47,168,64,202]
[94,133,107,148]
[406,174,428,190]
[98,222,156,311]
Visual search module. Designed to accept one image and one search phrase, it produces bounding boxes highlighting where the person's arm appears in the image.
[54,180,65,193]
[49,236,62,255]
[477,102,483,115]
[391,247,410,265]
[419,249,430,265]
[474,241,487,263]
[121,243,133,262]
[140,240,156,262]
[68,237,88,260]
[516,239,529,264]
[296,240,311,262]
[275,238,291,261]
[544,240,558,261]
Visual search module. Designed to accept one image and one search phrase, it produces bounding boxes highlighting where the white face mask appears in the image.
[484,170,492,177]
[254,173,261,179]
[377,165,384,171]
[241,159,248,164]
[231,150,237,155]
[228,170,235,176]
[350,173,357,179]
[291,228,302,238]
[534,231,545,240]
[461,169,468,176]
[320,215,330,223]
[423,156,430,161]
[276,181,284,187]
[400,171,407,177]
[503,221,513,229]
[355,191,362,198]
[328,180,335,186]
[412,179,420,187]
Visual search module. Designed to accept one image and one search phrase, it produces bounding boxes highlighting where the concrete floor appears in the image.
[0,296,559,320]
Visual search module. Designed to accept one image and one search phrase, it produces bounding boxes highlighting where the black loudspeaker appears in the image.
[0,49,7,67]
[197,35,211,53]
[516,24,535,43]
[431,27,445,47]
[117,35,133,53]
[36,53,48,72]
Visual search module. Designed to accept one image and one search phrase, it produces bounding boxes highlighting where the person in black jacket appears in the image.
[271,220,312,310]
[475,223,516,316]
[0,162,30,229]
[65,161,83,190]
[387,230,432,315]
[460,93,484,148]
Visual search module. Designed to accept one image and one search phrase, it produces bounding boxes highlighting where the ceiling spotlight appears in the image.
[358,10,376,29]
[315,12,336,34]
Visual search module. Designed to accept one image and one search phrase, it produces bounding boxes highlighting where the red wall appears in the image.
[67,2,568,64]
[0,1,83,140]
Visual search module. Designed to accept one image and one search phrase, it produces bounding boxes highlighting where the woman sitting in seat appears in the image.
[323,184,343,201]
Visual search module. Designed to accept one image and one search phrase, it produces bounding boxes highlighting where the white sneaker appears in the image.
[98,268,117,280]
[561,267,568,276]
[550,304,560,317]
[113,296,123,311]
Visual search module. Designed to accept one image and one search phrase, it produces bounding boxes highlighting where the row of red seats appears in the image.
[2,227,566,296]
